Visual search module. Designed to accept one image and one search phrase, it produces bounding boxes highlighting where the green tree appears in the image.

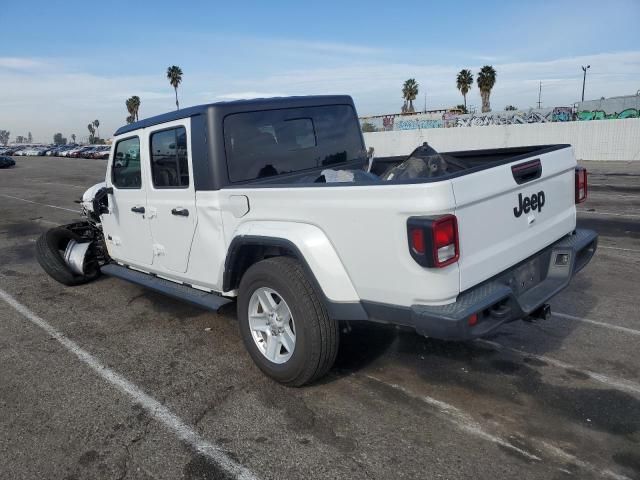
[166,65,183,110]
[126,95,141,122]
[71,134,76,143]
[504,105,518,111]
[87,123,95,144]
[126,97,134,123]
[361,122,377,132]
[0,130,10,145]
[455,104,468,114]
[28,132,33,143]
[131,95,141,121]
[456,69,473,110]
[93,120,100,140]
[53,133,64,145]
[477,65,497,113]
[401,78,419,113]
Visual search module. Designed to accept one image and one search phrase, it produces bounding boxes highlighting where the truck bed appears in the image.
[230,144,571,186]
[370,144,570,180]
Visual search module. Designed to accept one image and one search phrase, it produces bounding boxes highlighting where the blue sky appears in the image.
[3,0,640,142]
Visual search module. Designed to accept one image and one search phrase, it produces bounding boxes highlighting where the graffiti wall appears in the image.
[576,95,640,121]
[360,107,576,132]
[360,112,444,132]
[360,94,640,132]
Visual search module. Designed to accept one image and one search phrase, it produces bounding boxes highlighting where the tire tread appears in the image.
[238,256,339,386]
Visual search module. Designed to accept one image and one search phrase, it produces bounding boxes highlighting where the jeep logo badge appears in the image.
[514,191,545,218]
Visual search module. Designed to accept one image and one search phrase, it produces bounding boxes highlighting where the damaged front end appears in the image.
[45,182,112,279]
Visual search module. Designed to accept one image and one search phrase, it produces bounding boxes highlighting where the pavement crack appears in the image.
[127,293,146,306]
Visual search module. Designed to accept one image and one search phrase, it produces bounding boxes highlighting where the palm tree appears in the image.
[456,69,473,110]
[93,120,100,140]
[126,97,135,122]
[477,65,497,113]
[166,65,183,110]
[87,123,95,144]
[71,134,76,143]
[131,95,141,121]
[402,78,419,113]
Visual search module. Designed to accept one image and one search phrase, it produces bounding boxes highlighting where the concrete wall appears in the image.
[577,94,640,121]
[364,118,640,161]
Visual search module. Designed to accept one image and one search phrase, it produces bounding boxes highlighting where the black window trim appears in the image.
[148,125,190,190]
[111,135,141,190]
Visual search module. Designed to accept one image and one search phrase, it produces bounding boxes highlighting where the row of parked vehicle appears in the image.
[0,144,111,159]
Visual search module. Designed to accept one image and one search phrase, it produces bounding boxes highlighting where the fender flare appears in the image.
[223,223,368,321]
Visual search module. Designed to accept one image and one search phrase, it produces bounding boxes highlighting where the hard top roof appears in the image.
[114,95,354,136]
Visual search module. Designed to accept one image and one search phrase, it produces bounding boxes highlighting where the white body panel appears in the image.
[101,165,154,267]
[452,147,577,291]
[144,118,197,273]
[216,182,460,306]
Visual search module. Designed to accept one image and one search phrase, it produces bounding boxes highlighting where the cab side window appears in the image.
[150,127,189,188]
[112,137,141,189]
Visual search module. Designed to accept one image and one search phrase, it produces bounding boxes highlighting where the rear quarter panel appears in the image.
[216,181,460,307]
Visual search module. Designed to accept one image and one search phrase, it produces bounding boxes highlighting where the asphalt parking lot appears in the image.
[1,156,639,480]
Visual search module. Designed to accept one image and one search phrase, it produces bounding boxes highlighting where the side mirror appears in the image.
[92,187,113,216]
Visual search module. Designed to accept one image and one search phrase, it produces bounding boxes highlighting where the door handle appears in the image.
[171,207,189,217]
[131,206,145,214]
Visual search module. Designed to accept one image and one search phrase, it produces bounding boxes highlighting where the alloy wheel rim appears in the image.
[248,287,296,364]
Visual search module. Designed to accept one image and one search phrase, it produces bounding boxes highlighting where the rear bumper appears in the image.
[362,229,597,340]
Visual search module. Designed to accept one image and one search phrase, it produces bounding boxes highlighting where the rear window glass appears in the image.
[224,105,366,182]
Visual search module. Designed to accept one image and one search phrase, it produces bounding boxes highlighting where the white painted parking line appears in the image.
[554,311,640,337]
[599,245,640,254]
[0,288,260,480]
[365,375,630,480]
[33,181,86,189]
[587,192,639,199]
[0,194,80,214]
[477,339,640,397]
[577,210,640,219]
[35,219,61,226]
[364,375,541,462]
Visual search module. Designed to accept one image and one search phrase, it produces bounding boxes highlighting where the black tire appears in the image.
[238,256,339,387]
[35,227,99,286]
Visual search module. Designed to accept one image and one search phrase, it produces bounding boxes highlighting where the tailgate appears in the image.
[451,146,577,292]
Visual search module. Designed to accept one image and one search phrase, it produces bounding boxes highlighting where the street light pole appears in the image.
[581,65,590,102]
[537,81,542,109]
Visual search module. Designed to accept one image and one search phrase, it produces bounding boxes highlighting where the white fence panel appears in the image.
[363,119,640,161]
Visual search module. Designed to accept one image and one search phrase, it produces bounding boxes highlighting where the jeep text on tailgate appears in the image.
[36,96,597,385]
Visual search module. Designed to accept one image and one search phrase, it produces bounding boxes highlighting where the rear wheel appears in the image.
[238,256,339,386]
[36,227,99,286]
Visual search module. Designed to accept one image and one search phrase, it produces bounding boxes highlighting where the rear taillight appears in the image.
[407,215,459,268]
[575,167,588,203]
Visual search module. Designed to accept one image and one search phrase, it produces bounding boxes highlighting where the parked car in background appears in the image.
[62,146,87,157]
[0,156,16,168]
[89,146,111,159]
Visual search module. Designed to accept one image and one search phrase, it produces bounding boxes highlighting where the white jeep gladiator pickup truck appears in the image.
[36,95,597,386]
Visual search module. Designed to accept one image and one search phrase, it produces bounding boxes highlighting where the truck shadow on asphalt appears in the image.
[331,274,598,379]
[329,320,640,477]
